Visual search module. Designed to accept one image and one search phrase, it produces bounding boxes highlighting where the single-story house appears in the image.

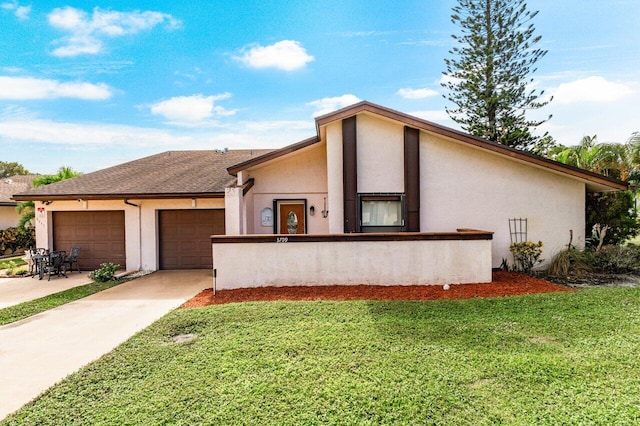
[14,102,628,287]
[0,175,37,230]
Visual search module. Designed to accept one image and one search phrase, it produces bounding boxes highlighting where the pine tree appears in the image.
[442,0,551,151]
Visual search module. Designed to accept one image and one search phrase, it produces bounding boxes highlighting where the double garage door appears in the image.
[53,209,225,271]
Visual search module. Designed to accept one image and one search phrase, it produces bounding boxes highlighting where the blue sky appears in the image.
[0,0,638,174]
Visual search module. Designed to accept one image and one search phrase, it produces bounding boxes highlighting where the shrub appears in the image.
[547,244,640,276]
[546,247,593,276]
[509,241,543,274]
[586,191,640,246]
[0,227,35,255]
[89,263,120,283]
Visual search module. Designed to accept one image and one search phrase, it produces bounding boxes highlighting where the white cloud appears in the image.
[0,76,112,100]
[396,87,439,99]
[551,76,633,104]
[307,94,362,116]
[0,118,190,147]
[150,93,236,125]
[47,6,181,57]
[236,40,314,71]
[2,1,30,20]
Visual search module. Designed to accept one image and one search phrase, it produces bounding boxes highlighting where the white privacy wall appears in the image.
[420,134,586,267]
[212,238,492,289]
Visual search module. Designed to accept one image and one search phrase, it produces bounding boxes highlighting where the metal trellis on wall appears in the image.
[509,218,528,243]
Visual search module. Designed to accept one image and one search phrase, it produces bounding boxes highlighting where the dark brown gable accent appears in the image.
[404,126,420,232]
[342,116,358,233]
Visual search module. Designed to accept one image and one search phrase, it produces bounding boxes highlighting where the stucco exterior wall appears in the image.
[0,206,20,230]
[247,143,329,234]
[212,237,492,289]
[36,198,224,271]
[322,112,586,267]
[421,134,586,267]
[356,114,404,193]
[326,122,344,233]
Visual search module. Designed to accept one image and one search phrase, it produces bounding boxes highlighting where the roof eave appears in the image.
[227,136,320,175]
[11,192,226,202]
[314,101,630,192]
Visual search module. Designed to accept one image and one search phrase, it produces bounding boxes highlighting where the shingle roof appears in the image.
[0,175,37,205]
[13,150,271,201]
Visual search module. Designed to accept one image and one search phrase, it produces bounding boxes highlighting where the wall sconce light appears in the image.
[321,197,329,218]
[78,198,88,209]
[191,198,197,208]
[309,205,315,216]
[42,200,52,205]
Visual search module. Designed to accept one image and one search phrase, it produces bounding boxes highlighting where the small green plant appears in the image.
[89,263,120,283]
[509,241,543,274]
[500,257,511,271]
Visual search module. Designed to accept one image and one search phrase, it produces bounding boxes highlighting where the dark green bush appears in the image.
[586,191,640,246]
[0,226,35,254]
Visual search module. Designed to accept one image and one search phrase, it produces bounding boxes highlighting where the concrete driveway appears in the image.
[0,270,210,421]
[0,272,93,309]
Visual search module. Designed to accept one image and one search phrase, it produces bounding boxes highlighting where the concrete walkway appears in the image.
[0,272,92,309]
[0,270,210,421]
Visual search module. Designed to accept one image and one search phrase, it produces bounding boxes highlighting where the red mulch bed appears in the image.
[181,271,573,308]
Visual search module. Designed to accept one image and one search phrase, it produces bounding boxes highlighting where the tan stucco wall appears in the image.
[213,238,492,289]
[421,133,585,267]
[246,143,329,234]
[356,114,404,193]
[0,206,20,230]
[322,112,586,267]
[35,198,224,271]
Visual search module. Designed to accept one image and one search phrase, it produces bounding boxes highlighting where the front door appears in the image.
[277,202,306,234]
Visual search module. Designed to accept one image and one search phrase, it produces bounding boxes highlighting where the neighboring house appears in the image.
[14,102,628,283]
[0,175,37,230]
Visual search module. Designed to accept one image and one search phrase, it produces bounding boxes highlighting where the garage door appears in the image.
[158,209,225,269]
[53,211,126,271]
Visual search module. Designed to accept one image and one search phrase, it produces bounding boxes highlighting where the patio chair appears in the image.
[63,247,81,274]
[41,251,67,281]
[29,248,49,278]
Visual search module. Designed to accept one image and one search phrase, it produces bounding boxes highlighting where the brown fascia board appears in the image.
[227,136,320,175]
[11,192,225,202]
[314,101,629,192]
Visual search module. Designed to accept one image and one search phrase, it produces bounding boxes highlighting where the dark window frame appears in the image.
[358,193,406,233]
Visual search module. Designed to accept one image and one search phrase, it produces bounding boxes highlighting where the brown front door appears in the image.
[277,202,305,234]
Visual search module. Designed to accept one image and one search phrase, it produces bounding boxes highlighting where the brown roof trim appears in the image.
[212,229,493,244]
[241,178,255,196]
[227,100,628,191]
[317,102,629,191]
[227,136,319,175]
[12,192,225,202]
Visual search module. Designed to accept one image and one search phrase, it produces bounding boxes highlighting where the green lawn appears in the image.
[0,257,26,270]
[4,288,640,425]
[0,280,125,326]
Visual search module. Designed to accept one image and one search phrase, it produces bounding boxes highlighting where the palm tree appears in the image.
[550,134,640,184]
[550,135,607,173]
[17,167,82,229]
